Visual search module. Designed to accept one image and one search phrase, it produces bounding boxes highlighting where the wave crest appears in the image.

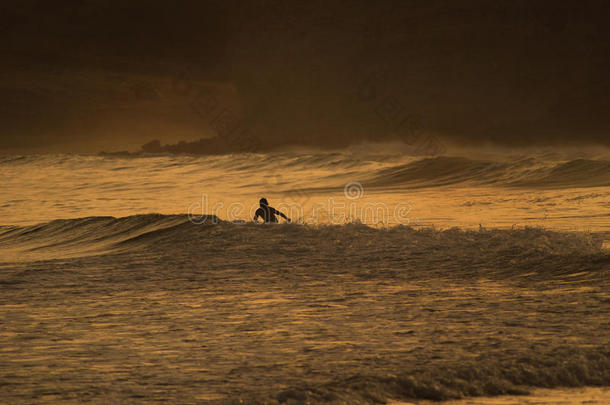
[1,214,605,262]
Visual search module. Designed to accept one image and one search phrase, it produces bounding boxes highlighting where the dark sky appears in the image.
[1,0,609,152]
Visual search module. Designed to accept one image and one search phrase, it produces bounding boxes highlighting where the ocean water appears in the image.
[2,152,609,229]
[1,152,609,404]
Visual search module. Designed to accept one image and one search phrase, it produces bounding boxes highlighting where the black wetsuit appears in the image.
[254,205,282,223]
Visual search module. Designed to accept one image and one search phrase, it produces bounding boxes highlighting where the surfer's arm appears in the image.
[274,208,291,222]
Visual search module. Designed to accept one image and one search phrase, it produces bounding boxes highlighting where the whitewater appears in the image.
[1,151,609,404]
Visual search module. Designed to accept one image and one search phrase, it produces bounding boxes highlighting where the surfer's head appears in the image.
[259,197,269,207]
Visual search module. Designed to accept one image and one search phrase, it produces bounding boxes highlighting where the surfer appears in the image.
[253,198,291,223]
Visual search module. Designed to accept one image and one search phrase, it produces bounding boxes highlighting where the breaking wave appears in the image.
[1,213,606,262]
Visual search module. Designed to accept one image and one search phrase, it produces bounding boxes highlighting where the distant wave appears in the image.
[1,213,606,263]
[2,153,609,192]
[104,153,609,189]
[365,156,610,189]
[513,158,610,188]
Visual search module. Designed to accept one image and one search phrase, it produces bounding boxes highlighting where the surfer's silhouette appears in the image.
[253,198,291,223]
